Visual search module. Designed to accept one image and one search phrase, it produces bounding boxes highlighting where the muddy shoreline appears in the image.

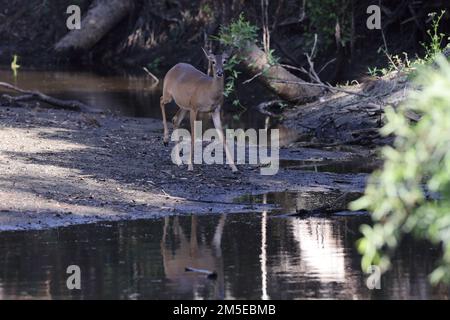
[0,104,374,232]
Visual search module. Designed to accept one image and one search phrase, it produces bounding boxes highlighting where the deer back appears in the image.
[163,63,223,111]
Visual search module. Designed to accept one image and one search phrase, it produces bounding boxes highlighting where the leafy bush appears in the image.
[351,55,450,284]
[216,13,258,48]
[214,14,259,108]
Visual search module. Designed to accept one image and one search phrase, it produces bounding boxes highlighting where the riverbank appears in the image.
[0,104,372,231]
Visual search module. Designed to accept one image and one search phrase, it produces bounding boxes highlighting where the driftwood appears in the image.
[0,82,94,112]
[238,42,324,103]
[54,0,133,53]
[282,74,409,146]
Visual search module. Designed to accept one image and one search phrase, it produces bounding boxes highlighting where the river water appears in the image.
[0,67,449,299]
[0,212,447,299]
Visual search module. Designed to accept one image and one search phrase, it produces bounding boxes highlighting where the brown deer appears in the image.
[160,48,238,172]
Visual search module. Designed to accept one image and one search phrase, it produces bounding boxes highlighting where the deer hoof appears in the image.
[163,141,168,147]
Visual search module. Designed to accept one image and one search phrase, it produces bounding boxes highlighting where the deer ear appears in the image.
[202,47,214,61]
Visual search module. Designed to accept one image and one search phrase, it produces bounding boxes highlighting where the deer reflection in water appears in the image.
[160,215,226,299]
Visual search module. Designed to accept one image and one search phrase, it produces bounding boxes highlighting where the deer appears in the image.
[160,48,238,172]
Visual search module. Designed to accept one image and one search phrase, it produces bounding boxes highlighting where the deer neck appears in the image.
[210,75,224,103]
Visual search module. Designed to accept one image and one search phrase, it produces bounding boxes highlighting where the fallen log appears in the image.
[54,0,133,53]
[0,82,94,112]
[238,42,324,103]
[282,74,409,146]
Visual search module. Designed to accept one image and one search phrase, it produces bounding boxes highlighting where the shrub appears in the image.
[351,55,450,284]
[214,14,259,108]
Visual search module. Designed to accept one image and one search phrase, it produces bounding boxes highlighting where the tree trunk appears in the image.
[54,0,132,53]
[239,43,324,102]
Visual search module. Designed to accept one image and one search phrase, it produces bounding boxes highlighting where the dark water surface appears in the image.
[1,67,173,118]
[0,212,447,300]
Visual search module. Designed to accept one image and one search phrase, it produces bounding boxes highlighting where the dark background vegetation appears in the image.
[1,0,450,83]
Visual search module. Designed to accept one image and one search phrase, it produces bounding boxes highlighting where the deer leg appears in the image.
[172,108,188,129]
[160,96,170,146]
[172,109,188,162]
[212,108,238,172]
[188,109,198,171]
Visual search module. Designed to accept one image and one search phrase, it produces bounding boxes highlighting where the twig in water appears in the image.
[142,67,160,86]
[185,267,217,279]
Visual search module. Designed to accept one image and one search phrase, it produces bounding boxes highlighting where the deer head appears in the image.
[202,48,231,78]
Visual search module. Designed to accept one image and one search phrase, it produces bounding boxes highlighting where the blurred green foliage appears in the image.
[10,54,20,78]
[351,55,450,285]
